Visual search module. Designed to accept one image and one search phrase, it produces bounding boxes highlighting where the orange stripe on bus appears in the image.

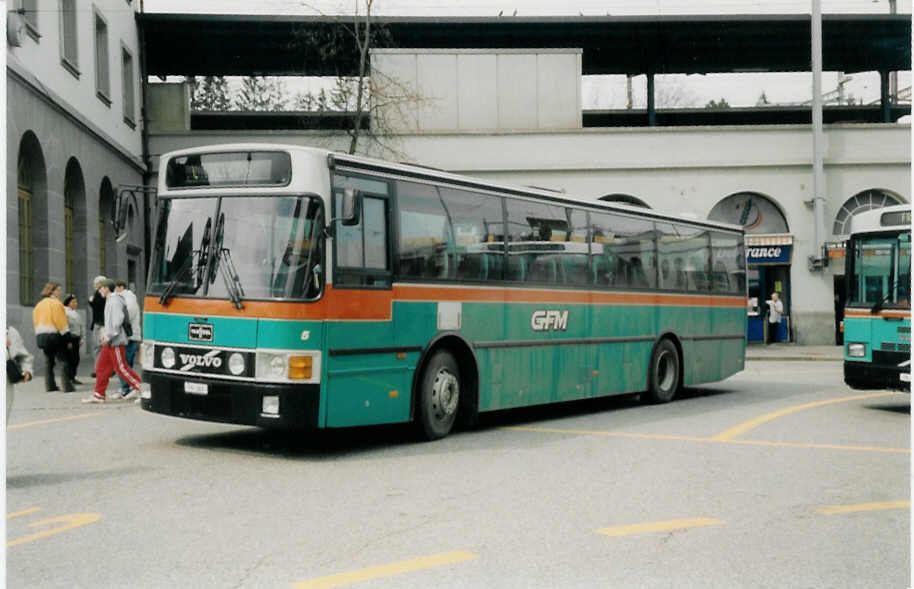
[144,287,745,322]
[844,309,910,319]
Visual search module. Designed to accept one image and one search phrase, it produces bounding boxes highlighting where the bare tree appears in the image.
[191,76,232,111]
[235,76,288,111]
[292,0,425,156]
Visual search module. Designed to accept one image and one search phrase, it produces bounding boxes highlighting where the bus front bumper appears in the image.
[844,361,911,392]
[141,372,321,428]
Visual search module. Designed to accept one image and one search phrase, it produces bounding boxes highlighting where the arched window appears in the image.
[64,158,87,297]
[832,189,903,237]
[99,178,117,275]
[17,132,48,305]
[599,194,651,209]
[17,152,34,305]
[707,192,789,234]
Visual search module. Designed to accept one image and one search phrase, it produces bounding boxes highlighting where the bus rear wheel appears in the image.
[417,350,461,440]
[644,338,680,404]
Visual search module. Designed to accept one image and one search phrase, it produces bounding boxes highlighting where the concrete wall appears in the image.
[370,49,582,133]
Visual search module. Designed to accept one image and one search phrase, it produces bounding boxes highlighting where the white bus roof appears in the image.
[848,204,911,235]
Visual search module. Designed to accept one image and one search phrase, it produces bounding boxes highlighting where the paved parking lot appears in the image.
[6,355,910,588]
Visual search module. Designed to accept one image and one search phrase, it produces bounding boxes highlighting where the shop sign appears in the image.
[747,244,792,265]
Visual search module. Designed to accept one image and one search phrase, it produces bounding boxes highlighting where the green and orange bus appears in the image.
[843,204,911,391]
[140,144,747,439]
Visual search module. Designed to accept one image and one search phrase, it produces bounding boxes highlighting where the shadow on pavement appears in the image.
[863,401,910,415]
[172,386,740,458]
[7,466,148,489]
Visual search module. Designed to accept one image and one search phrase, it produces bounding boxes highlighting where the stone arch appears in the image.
[99,177,119,276]
[599,193,652,209]
[707,191,790,234]
[64,157,88,299]
[832,189,905,237]
[16,131,48,305]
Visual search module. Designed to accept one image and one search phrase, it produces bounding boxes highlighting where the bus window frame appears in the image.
[845,230,912,310]
[331,172,394,291]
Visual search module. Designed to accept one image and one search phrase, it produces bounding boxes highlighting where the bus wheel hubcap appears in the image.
[657,351,675,391]
[432,369,459,419]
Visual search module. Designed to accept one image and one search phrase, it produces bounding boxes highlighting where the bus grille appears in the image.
[880,342,911,353]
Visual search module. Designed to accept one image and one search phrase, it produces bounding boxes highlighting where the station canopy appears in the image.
[140,13,911,78]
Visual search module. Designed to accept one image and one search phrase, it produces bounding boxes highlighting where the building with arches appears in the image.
[7,0,147,366]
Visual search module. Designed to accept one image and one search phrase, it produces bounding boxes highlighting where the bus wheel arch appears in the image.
[644,333,683,404]
[412,333,479,438]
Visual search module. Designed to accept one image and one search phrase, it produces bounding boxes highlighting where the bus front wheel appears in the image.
[417,350,461,440]
[644,339,680,404]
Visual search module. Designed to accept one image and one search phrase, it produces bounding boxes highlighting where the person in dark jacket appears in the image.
[88,275,107,377]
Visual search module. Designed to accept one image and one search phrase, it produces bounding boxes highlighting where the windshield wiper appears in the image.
[159,251,199,306]
[215,248,245,309]
[871,279,902,314]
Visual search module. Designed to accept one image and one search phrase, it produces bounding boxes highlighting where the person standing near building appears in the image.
[88,276,107,377]
[62,294,84,385]
[7,326,34,425]
[766,291,784,344]
[32,281,73,392]
[114,280,142,399]
[83,279,142,404]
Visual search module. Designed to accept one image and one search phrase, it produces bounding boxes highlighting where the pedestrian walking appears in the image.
[32,281,74,392]
[62,294,85,384]
[83,279,142,404]
[766,291,783,344]
[114,280,142,399]
[88,275,107,377]
[7,326,34,425]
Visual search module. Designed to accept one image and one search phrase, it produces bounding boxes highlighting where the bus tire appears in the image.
[416,350,461,440]
[644,338,680,404]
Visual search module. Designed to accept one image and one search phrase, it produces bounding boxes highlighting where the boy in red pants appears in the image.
[82,279,142,403]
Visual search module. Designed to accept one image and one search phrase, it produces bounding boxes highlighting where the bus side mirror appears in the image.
[341,188,362,227]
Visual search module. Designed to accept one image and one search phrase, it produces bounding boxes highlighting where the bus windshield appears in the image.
[849,232,911,308]
[149,195,324,301]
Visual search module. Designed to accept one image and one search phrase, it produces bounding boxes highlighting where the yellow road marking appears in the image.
[817,501,911,515]
[292,551,479,589]
[7,513,101,547]
[8,412,104,430]
[726,439,909,454]
[711,392,897,441]
[7,507,41,519]
[504,426,909,454]
[597,518,723,538]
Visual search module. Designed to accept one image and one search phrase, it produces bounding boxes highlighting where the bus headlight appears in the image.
[141,341,155,370]
[270,356,286,378]
[161,346,176,368]
[255,351,321,383]
[228,352,246,375]
[847,342,866,357]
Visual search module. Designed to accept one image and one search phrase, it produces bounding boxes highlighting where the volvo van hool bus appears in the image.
[843,204,911,391]
[140,144,747,439]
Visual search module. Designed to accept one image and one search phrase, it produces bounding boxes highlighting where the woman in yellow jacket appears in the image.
[32,281,73,392]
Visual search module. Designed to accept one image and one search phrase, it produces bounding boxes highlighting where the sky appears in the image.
[143,0,912,109]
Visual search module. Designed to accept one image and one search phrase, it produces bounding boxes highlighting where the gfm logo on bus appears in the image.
[179,349,222,371]
[531,310,569,331]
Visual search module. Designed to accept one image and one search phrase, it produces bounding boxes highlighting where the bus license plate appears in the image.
[184,382,209,395]
[901,373,911,383]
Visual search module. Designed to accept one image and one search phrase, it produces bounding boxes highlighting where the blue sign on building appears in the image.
[746,244,792,265]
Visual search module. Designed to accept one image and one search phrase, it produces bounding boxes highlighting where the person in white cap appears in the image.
[82,279,142,403]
